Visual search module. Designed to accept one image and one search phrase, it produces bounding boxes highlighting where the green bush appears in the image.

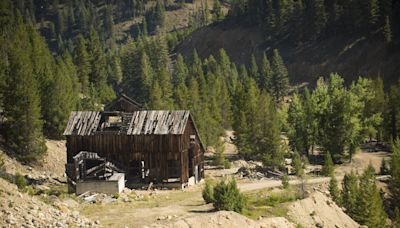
[379,158,389,175]
[213,179,246,213]
[223,160,231,169]
[281,174,289,189]
[322,151,334,176]
[14,172,27,189]
[202,179,215,204]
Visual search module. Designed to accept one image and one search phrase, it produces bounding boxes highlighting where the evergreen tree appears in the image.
[45,57,78,138]
[249,54,259,82]
[394,207,400,228]
[342,171,359,217]
[148,80,163,109]
[380,158,389,175]
[383,16,393,43]
[259,52,272,92]
[271,49,289,101]
[172,54,188,87]
[3,16,47,161]
[329,175,341,204]
[354,164,387,227]
[212,0,223,22]
[87,28,114,103]
[74,34,90,93]
[292,151,304,176]
[390,139,400,207]
[322,151,335,176]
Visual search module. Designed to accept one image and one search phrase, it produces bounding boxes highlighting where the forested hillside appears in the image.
[176,0,400,85]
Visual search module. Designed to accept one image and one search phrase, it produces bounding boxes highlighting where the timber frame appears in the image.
[64,110,205,188]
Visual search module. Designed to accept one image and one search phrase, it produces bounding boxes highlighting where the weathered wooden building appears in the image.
[63,110,205,188]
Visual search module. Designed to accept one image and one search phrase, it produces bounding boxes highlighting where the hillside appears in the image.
[175,20,400,85]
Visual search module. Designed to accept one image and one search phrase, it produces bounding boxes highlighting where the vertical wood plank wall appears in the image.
[66,117,204,184]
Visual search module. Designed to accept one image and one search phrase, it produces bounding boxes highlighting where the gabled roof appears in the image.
[63,110,190,136]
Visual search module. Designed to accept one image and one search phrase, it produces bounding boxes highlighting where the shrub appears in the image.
[379,158,389,175]
[213,179,246,213]
[213,142,227,168]
[329,175,341,205]
[322,151,334,176]
[223,160,231,169]
[202,179,215,204]
[0,154,5,175]
[281,174,289,189]
[14,172,27,189]
[292,152,304,176]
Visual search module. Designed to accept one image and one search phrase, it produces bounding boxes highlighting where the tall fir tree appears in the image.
[390,139,400,207]
[271,49,289,101]
[3,14,47,161]
[74,34,90,93]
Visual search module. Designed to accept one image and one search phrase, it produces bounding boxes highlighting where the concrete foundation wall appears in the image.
[76,173,125,195]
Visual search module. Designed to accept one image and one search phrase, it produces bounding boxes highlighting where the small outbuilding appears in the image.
[64,110,205,189]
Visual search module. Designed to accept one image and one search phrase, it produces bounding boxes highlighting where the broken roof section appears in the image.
[63,110,191,136]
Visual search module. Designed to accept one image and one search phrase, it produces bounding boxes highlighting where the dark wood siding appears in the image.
[66,115,205,184]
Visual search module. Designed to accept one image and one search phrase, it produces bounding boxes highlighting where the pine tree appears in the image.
[45,57,78,138]
[87,28,114,103]
[148,80,163,109]
[288,92,307,155]
[138,52,154,102]
[3,16,47,161]
[322,151,335,176]
[249,54,259,82]
[383,16,393,43]
[212,0,223,21]
[172,54,188,87]
[292,151,304,176]
[259,52,272,92]
[380,158,389,175]
[394,207,400,228]
[390,139,400,207]
[354,164,387,227]
[342,171,359,217]
[271,49,289,101]
[74,34,90,93]
[329,175,341,204]
[174,81,189,109]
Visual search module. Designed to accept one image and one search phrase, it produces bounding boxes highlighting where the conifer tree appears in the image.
[329,175,341,204]
[249,54,259,82]
[212,0,223,22]
[75,34,90,93]
[390,139,400,207]
[87,28,114,103]
[172,54,188,87]
[394,207,400,228]
[271,49,289,101]
[292,151,304,176]
[342,171,359,217]
[148,80,163,109]
[174,81,189,109]
[45,57,78,138]
[259,52,272,92]
[354,164,387,227]
[138,52,154,102]
[3,16,47,161]
[322,151,335,176]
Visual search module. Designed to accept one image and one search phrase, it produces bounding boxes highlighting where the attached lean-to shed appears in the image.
[64,110,205,189]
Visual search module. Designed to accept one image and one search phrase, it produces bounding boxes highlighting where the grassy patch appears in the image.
[243,188,300,219]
